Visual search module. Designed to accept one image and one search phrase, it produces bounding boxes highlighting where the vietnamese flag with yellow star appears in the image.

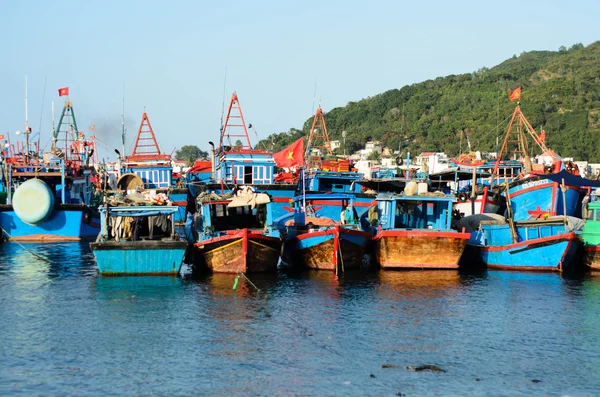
[273,138,304,168]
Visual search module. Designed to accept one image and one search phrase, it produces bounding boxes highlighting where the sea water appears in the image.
[0,242,599,396]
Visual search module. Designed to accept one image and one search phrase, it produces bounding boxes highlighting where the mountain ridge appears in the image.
[257,41,600,161]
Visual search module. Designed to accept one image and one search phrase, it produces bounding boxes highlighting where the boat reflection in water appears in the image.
[0,241,95,279]
[92,275,183,301]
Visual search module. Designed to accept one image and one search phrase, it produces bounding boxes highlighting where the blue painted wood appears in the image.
[465,221,580,271]
[507,178,581,221]
[0,207,99,240]
[93,241,186,275]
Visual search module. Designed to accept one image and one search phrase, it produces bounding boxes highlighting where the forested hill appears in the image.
[257,41,600,161]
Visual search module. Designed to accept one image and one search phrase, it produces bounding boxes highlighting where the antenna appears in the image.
[25,75,29,131]
[37,76,47,153]
[311,77,318,116]
[220,66,228,131]
[121,81,125,158]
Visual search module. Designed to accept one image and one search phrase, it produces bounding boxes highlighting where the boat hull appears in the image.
[0,204,100,242]
[289,226,371,271]
[91,240,187,275]
[374,230,470,269]
[507,178,581,221]
[195,229,280,273]
[583,246,600,271]
[464,232,579,272]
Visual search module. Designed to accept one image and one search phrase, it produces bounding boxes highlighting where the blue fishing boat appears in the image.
[0,98,100,241]
[117,110,190,223]
[373,192,470,269]
[506,171,588,221]
[459,215,582,272]
[91,205,186,275]
[193,188,281,273]
[185,93,298,231]
[277,193,372,272]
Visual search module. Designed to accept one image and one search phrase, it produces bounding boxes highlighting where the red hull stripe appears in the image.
[194,228,278,247]
[295,227,372,241]
[373,230,470,241]
[479,232,576,252]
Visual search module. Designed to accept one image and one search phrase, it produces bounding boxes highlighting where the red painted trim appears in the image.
[295,227,372,241]
[584,246,600,252]
[194,228,278,247]
[172,201,187,206]
[510,181,580,199]
[551,183,557,215]
[332,225,340,267]
[373,230,470,241]
[272,197,294,203]
[221,149,272,155]
[242,228,248,263]
[481,186,489,213]
[479,232,576,252]
[509,182,554,197]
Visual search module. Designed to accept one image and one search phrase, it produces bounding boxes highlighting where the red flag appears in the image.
[509,87,521,102]
[58,87,69,97]
[273,138,304,168]
[0,134,4,140]
[536,130,546,144]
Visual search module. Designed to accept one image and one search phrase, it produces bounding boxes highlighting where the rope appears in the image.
[0,226,53,263]
[232,271,343,357]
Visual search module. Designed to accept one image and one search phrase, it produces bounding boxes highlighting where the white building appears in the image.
[415,152,451,174]
[330,140,341,151]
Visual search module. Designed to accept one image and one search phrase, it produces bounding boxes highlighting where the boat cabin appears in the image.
[376,193,456,231]
[214,150,276,185]
[98,205,178,242]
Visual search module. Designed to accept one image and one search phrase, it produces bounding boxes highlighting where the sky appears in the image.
[0,0,598,161]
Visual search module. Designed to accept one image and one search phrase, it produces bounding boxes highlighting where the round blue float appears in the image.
[12,179,55,225]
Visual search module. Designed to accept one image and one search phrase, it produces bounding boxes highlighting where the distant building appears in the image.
[416,152,451,174]
[330,140,341,151]
[358,140,383,160]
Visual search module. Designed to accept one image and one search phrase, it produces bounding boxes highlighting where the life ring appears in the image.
[396,156,404,166]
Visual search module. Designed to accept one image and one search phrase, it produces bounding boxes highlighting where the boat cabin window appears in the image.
[244,166,253,184]
[393,200,445,229]
[209,203,265,231]
[595,210,600,222]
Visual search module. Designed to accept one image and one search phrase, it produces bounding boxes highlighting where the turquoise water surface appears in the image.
[0,242,599,396]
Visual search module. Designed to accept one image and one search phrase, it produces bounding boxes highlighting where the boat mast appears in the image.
[304,106,332,168]
[219,92,252,151]
[492,105,550,177]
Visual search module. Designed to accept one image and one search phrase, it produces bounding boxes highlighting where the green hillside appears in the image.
[258,42,600,161]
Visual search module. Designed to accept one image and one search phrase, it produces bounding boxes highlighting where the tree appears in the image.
[175,145,209,166]
[367,151,381,161]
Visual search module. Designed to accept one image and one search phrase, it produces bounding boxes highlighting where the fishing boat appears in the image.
[373,190,470,269]
[491,105,591,221]
[278,193,372,272]
[185,93,298,229]
[459,215,582,272]
[91,205,187,275]
[193,188,280,273]
[116,110,189,223]
[0,96,100,241]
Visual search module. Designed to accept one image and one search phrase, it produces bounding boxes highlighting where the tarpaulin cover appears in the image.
[537,170,600,188]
